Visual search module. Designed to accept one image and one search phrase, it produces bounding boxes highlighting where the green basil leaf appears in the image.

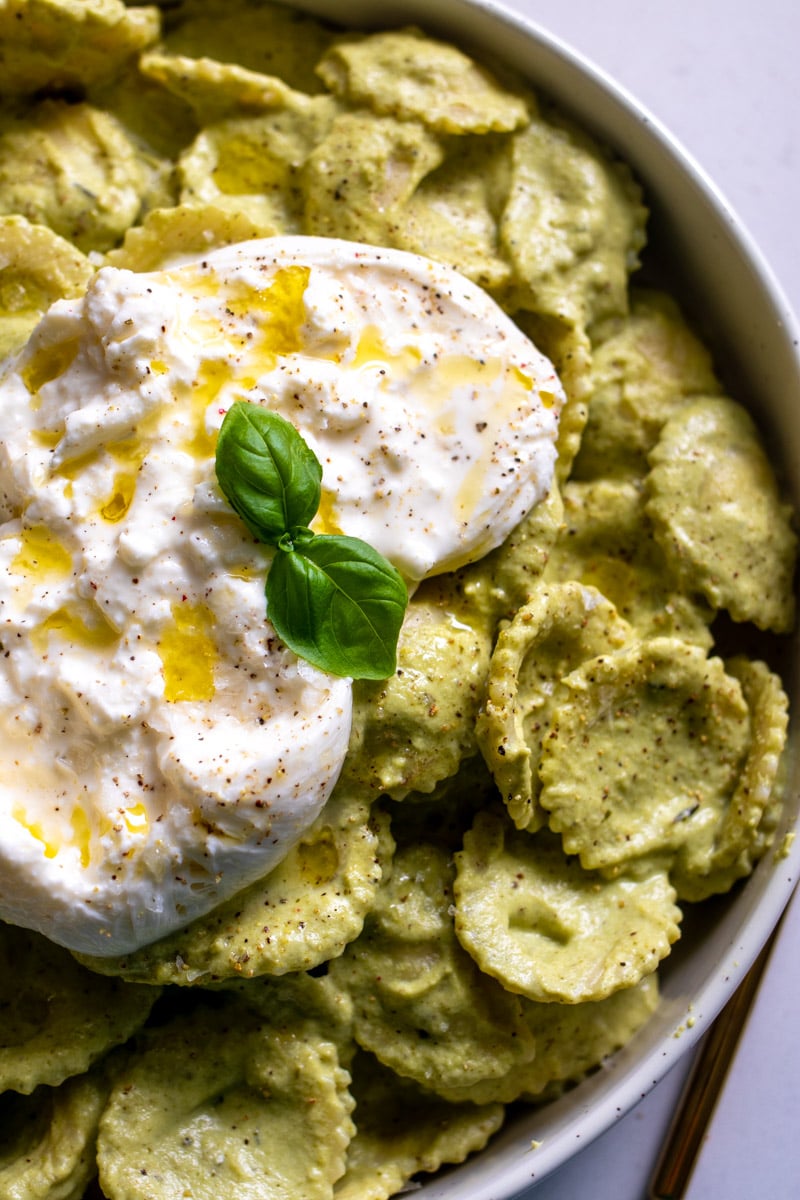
[215,402,321,545]
[266,535,408,680]
[214,403,408,679]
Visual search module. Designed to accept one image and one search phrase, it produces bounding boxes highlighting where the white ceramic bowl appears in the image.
[294,1,800,1196]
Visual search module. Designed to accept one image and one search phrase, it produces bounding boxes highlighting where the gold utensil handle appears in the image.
[648,921,784,1200]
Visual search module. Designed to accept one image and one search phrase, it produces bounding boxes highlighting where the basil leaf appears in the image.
[266,535,408,680]
[214,401,408,679]
[215,402,321,545]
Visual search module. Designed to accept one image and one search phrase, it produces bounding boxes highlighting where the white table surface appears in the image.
[496,1,800,1198]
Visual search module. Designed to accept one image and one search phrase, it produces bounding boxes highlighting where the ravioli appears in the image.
[393,136,513,291]
[0,100,171,254]
[517,973,660,1099]
[0,0,158,97]
[671,656,790,900]
[545,477,715,646]
[104,202,274,271]
[477,582,633,830]
[514,312,593,483]
[329,844,538,1097]
[646,396,797,632]
[160,0,336,96]
[0,925,158,1094]
[538,639,752,872]
[335,1052,504,1200]
[0,215,94,360]
[454,813,681,1004]
[450,480,565,630]
[316,28,530,135]
[302,112,444,245]
[179,93,342,233]
[76,790,392,985]
[437,973,660,1105]
[500,114,647,329]
[0,1069,110,1200]
[571,288,721,480]
[97,998,355,1200]
[341,594,492,800]
[140,50,282,118]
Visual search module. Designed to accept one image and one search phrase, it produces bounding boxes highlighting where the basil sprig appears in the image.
[215,401,408,680]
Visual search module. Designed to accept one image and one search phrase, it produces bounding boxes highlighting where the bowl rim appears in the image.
[289,1,800,1194]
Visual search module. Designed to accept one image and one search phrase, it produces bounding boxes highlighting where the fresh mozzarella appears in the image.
[0,236,562,955]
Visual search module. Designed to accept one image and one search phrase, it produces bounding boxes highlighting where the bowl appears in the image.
[291,1,800,1196]
[1,2,797,1196]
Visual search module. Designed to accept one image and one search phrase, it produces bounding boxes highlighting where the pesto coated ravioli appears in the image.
[97,996,355,1200]
[0,2,796,1199]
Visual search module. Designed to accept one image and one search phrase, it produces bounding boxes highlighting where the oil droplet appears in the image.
[20,336,81,400]
[352,325,423,375]
[56,416,157,482]
[212,134,291,195]
[11,525,72,580]
[31,601,120,653]
[54,446,100,482]
[312,487,344,536]
[186,359,234,458]
[183,267,310,454]
[511,365,534,392]
[101,439,146,519]
[425,354,503,404]
[56,435,148,518]
[70,805,92,868]
[32,429,63,450]
[123,802,149,836]
[13,805,58,859]
[296,830,339,886]
[443,360,529,523]
[158,601,217,702]
[227,563,261,582]
[234,265,311,362]
[100,472,138,522]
